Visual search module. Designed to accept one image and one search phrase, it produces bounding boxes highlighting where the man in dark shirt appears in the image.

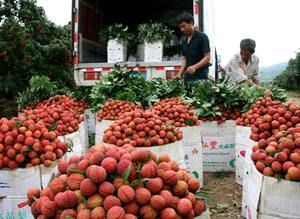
[177,12,211,83]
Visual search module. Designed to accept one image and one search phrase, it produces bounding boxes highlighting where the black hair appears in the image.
[240,38,256,53]
[176,12,194,25]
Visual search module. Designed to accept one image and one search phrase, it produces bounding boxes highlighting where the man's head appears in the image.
[177,12,194,36]
[240,38,256,63]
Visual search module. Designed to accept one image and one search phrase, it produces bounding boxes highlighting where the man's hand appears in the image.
[218,65,225,72]
[264,90,274,98]
[186,66,196,75]
[180,71,184,79]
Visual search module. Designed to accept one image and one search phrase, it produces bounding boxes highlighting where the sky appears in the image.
[36,0,300,67]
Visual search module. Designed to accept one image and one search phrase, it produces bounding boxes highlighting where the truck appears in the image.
[72,0,216,86]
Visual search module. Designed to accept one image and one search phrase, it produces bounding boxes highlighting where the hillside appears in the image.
[260,62,288,82]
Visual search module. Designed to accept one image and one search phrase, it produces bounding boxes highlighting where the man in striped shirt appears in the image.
[225,38,260,84]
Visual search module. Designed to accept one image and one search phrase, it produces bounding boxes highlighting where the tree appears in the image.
[0,0,73,98]
[274,51,300,90]
[0,0,73,116]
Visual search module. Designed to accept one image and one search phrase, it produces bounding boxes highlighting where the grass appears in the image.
[212,172,231,179]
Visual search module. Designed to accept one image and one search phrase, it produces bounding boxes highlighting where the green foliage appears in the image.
[141,78,186,108]
[89,65,188,111]
[89,65,146,112]
[17,75,90,110]
[0,0,73,100]
[99,24,133,43]
[88,133,95,148]
[273,51,300,90]
[137,22,174,44]
[188,77,242,118]
[17,76,58,109]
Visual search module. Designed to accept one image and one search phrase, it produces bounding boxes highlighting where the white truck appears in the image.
[72,0,216,86]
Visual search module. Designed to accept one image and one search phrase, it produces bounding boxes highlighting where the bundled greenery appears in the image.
[142,78,186,107]
[89,65,288,119]
[99,24,133,43]
[17,76,92,110]
[89,65,144,112]
[89,65,187,112]
[188,77,243,118]
[273,51,300,90]
[137,22,174,44]
[17,76,59,109]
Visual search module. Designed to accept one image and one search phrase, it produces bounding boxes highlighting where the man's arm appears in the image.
[226,55,251,84]
[251,56,260,84]
[179,57,186,79]
[186,33,211,75]
[193,52,210,70]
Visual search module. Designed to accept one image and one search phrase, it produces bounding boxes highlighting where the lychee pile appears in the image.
[0,116,68,169]
[199,106,241,124]
[238,97,300,181]
[150,98,199,127]
[103,110,183,147]
[23,95,87,136]
[97,100,143,121]
[27,144,206,218]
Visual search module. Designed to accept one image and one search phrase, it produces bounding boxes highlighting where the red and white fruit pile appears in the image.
[103,110,183,147]
[200,106,241,124]
[251,127,300,181]
[27,144,205,218]
[0,116,68,169]
[151,98,198,127]
[240,97,300,181]
[23,95,87,136]
[97,100,142,121]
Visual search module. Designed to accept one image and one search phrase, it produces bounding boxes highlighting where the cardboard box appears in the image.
[137,41,163,62]
[0,196,33,219]
[60,121,88,159]
[243,164,300,219]
[235,125,255,185]
[181,126,203,187]
[200,120,236,172]
[137,141,186,168]
[196,208,211,219]
[84,109,96,134]
[0,167,41,197]
[107,39,127,63]
[95,120,114,145]
[39,162,58,189]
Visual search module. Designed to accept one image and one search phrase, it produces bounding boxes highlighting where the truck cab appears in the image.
[72,0,216,86]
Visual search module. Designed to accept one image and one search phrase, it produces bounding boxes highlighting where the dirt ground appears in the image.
[203,91,300,219]
[286,91,300,106]
[203,172,243,219]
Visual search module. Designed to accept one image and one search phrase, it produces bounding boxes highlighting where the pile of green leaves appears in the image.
[17,75,91,110]
[89,65,187,111]
[17,76,59,109]
[239,84,287,113]
[89,65,288,117]
[89,65,145,112]
[137,22,174,44]
[185,76,287,119]
[99,24,133,43]
[188,77,242,119]
[141,78,186,108]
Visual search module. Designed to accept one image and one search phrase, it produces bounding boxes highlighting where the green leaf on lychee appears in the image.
[122,166,132,182]
[130,178,150,187]
[15,120,23,127]
[269,149,283,157]
[49,121,58,131]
